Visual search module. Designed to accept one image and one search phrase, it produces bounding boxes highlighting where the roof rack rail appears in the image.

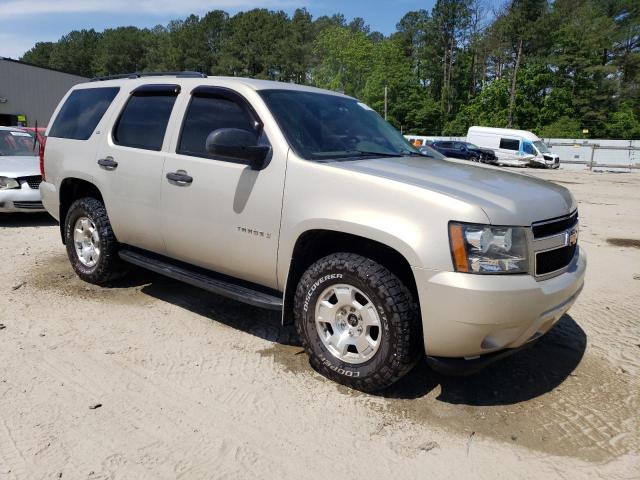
[90,71,207,82]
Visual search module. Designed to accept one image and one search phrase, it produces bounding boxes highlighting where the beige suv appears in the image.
[40,73,586,391]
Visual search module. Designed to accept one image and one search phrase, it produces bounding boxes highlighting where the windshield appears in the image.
[0,130,38,157]
[463,142,480,149]
[533,140,549,153]
[259,89,420,160]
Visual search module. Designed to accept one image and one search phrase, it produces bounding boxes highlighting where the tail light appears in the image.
[39,136,47,181]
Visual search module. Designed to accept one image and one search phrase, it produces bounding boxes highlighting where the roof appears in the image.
[0,57,88,79]
[78,73,351,98]
[468,125,540,141]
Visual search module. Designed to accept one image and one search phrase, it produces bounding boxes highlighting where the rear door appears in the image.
[160,86,286,289]
[451,142,469,159]
[94,84,180,254]
[440,141,461,158]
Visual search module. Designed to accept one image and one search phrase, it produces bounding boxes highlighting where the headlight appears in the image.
[449,222,529,274]
[0,177,20,190]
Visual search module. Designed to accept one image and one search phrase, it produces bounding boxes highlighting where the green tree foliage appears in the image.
[47,29,101,77]
[538,117,583,138]
[19,1,640,138]
[21,42,55,67]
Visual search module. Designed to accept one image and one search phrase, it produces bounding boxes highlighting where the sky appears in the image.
[0,0,437,60]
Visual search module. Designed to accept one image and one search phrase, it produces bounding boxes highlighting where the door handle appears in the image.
[166,170,193,186]
[97,157,118,170]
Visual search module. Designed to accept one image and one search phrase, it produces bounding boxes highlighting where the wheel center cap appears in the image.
[347,313,359,327]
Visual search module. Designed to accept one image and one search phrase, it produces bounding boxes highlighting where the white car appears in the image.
[0,127,44,212]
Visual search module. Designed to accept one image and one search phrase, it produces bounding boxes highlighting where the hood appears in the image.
[0,155,40,178]
[332,157,575,225]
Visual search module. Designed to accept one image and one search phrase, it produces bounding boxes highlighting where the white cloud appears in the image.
[0,0,305,19]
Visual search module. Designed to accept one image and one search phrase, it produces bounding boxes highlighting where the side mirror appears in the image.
[205,128,271,170]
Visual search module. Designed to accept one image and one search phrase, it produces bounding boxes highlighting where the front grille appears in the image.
[13,201,43,209]
[22,175,42,190]
[536,244,576,275]
[532,211,578,239]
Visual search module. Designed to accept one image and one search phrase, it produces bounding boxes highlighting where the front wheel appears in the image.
[294,253,421,392]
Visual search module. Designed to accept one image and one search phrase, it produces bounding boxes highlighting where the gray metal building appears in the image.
[0,57,87,127]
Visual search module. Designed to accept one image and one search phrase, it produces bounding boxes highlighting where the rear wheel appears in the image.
[294,253,421,392]
[64,197,125,284]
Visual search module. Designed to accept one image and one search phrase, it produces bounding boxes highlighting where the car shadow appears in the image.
[108,271,586,406]
[122,271,301,347]
[381,314,586,405]
[0,212,58,227]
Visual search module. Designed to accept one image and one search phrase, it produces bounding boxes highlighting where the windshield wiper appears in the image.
[345,150,403,158]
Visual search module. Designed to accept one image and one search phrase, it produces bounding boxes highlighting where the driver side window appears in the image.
[523,141,536,155]
[177,93,265,160]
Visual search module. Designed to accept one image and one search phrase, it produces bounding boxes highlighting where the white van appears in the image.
[467,126,559,169]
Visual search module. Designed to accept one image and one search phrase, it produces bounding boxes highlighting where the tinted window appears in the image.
[178,95,257,158]
[523,141,536,155]
[49,87,119,140]
[259,89,418,161]
[113,94,177,151]
[499,138,520,150]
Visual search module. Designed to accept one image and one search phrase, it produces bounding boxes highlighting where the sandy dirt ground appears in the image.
[0,168,638,480]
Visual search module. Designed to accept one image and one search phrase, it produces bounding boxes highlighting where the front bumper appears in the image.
[0,182,44,212]
[413,246,586,362]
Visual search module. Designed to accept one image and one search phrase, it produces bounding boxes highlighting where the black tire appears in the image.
[64,197,125,284]
[294,253,421,392]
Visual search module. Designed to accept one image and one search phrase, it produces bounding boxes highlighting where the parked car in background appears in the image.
[431,140,498,164]
[467,126,559,169]
[418,144,446,160]
[0,126,44,212]
[21,126,47,145]
[40,74,585,392]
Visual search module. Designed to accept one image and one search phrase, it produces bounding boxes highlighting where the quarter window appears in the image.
[113,85,179,151]
[499,138,520,151]
[49,87,119,140]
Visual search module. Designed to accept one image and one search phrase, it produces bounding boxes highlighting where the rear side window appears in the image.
[113,85,179,151]
[178,94,258,158]
[49,87,119,140]
[499,138,520,150]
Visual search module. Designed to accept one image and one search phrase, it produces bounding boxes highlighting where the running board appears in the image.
[118,249,283,310]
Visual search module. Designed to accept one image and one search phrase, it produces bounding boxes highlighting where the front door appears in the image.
[160,86,286,289]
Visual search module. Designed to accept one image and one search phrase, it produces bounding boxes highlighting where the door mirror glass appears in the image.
[205,128,271,170]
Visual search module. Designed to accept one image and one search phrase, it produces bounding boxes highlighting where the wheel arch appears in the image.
[58,178,104,244]
[281,228,419,326]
